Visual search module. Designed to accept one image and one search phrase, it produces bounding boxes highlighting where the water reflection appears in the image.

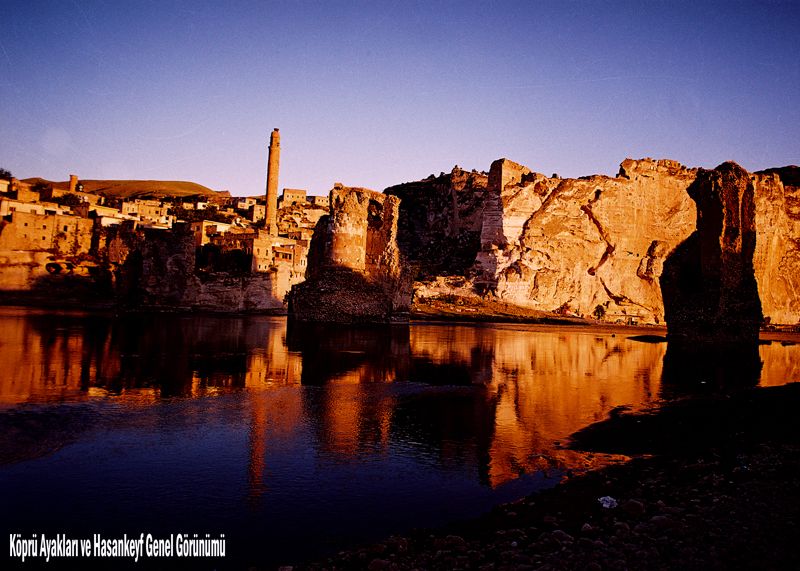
[3,309,798,490]
[660,341,763,399]
[2,308,799,567]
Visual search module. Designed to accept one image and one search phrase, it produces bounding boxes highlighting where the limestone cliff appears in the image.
[393,157,799,325]
[751,166,800,324]
[288,185,412,323]
[472,158,698,324]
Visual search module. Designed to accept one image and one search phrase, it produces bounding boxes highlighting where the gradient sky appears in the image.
[1,1,798,196]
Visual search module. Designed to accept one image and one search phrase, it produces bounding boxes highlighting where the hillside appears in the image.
[22,178,225,200]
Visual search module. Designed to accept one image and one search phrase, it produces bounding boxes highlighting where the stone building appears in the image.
[38,185,104,206]
[15,185,40,204]
[0,198,69,217]
[250,204,266,223]
[0,210,93,255]
[236,197,257,210]
[280,188,307,207]
[121,199,172,226]
[309,195,330,208]
[190,220,233,246]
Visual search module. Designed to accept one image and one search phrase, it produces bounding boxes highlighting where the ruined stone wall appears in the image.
[327,186,372,271]
[365,193,401,281]
[0,250,54,290]
[0,211,93,256]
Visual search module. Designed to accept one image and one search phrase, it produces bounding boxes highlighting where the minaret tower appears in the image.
[265,128,280,235]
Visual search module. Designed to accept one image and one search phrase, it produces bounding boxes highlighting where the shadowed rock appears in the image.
[660,161,762,345]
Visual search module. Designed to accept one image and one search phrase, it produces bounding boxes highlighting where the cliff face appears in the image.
[384,167,487,277]
[473,158,698,323]
[400,158,799,325]
[288,185,412,323]
[752,167,800,324]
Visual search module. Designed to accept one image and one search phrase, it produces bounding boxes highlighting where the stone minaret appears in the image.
[265,128,280,235]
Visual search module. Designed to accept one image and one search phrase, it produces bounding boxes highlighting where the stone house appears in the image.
[190,220,233,246]
[280,188,307,207]
[309,195,329,208]
[0,210,93,255]
[121,199,171,224]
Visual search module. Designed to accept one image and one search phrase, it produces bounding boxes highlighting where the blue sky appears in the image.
[1,1,798,196]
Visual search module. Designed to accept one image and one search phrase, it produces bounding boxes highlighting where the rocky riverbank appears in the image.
[291,383,800,571]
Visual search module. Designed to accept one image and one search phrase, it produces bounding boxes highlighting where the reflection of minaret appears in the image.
[247,392,268,504]
[265,128,280,236]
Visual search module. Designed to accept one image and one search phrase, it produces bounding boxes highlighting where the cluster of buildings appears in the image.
[0,128,330,300]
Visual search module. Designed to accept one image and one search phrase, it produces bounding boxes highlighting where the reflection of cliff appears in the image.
[286,322,410,385]
[660,342,761,400]
[285,322,673,487]
[409,325,666,486]
[4,310,798,493]
[287,323,409,455]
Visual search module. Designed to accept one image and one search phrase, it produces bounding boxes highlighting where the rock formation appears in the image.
[660,161,762,344]
[397,157,800,326]
[751,166,800,324]
[471,158,698,323]
[288,185,411,323]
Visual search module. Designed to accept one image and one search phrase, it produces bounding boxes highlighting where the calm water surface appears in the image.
[1,307,797,569]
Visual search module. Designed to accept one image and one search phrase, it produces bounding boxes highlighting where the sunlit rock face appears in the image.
[288,185,412,323]
[397,158,800,325]
[661,161,762,344]
[752,166,800,325]
[472,158,698,324]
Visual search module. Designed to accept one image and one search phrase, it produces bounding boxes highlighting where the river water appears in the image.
[1,307,797,569]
